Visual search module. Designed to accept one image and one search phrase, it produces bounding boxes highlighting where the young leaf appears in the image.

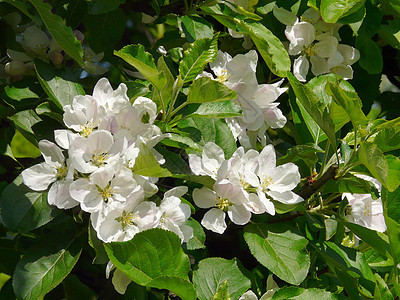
[115,45,164,91]
[180,15,214,42]
[358,142,388,190]
[288,72,337,148]
[325,79,369,130]
[35,59,85,110]
[104,228,196,300]
[244,223,310,285]
[374,126,400,152]
[0,175,58,232]
[28,0,84,65]
[192,258,251,300]
[383,215,400,265]
[184,101,242,119]
[236,20,291,77]
[13,234,82,300]
[132,143,172,177]
[179,35,218,83]
[212,281,230,300]
[374,273,394,300]
[382,184,400,221]
[320,0,366,23]
[154,56,174,110]
[272,286,340,299]
[187,77,237,104]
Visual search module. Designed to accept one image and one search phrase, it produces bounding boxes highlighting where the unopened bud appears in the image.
[74,30,84,43]
[3,12,21,28]
[51,52,64,65]
[5,61,27,76]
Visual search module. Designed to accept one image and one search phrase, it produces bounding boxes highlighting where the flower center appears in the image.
[33,44,49,59]
[54,163,68,180]
[91,151,108,167]
[215,197,230,211]
[100,184,114,203]
[115,210,137,229]
[217,69,231,83]
[160,212,169,225]
[363,203,372,217]
[240,175,251,190]
[261,175,274,191]
[80,121,94,137]
[304,44,316,57]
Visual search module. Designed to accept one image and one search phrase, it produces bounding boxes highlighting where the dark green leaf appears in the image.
[28,0,84,65]
[35,102,64,124]
[104,228,196,300]
[383,215,400,265]
[192,258,251,300]
[88,0,126,14]
[63,274,96,300]
[88,223,108,264]
[187,77,237,104]
[272,286,340,299]
[0,175,58,232]
[35,59,85,110]
[179,35,219,83]
[278,144,323,169]
[355,35,383,74]
[236,20,290,77]
[13,234,82,300]
[244,223,310,285]
[374,273,394,300]
[382,184,400,221]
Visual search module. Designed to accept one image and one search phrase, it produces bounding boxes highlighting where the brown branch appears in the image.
[298,164,339,200]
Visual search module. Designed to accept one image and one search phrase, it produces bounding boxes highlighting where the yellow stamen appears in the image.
[217,69,231,83]
[100,184,114,203]
[261,175,274,191]
[80,121,94,137]
[91,151,108,167]
[54,163,68,180]
[215,197,230,211]
[115,210,137,229]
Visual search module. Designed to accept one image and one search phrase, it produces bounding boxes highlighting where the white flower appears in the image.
[21,25,50,59]
[343,175,386,233]
[157,186,193,242]
[70,130,124,174]
[256,145,303,206]
[21,140,78,209]
[69,167,136,214]
[193,179,251,234]
[93,186,160,242]
[329,44,360,80]
[239,275,279,299]
[189,142,225,180]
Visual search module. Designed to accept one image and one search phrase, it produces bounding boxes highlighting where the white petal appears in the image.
[22,163,56,191]
[239,290,258,300]
[293,55,309,82]
[39,140,65,166]
[332,64,354,80]
[180,224,194,243]
[112,269,132,294]
[313,36,338,58]
[269,163,301,192]
[258,145,276,176]
[263,106,287,129]
[202,142,225,176]
[338,44,360,65]
[193,187,217,209]
[268,190,304,204]
[310,55,330,76]
[257,190,276,215]
[227,204,251,225]
[201,208,227,234]
[48,180,78,209]
[69,178,103,213]
[93,78,113,106]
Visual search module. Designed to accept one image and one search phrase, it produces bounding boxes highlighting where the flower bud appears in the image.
[5,61,27,76]
[3,12,21,28]
[74,30,85,43]
[21,26,50,58]
[51,52,64,66]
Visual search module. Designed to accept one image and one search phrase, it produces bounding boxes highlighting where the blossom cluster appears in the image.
[278,7,360,81]
[21,78,192,243]
[201,50,288,147]
[189,142,304,234]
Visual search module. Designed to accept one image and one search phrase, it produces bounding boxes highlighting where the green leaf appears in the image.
[132,143,172,177]
[88,223,109,264]
[178,118,236,158]
[288,72,337,148]
[374,273,394,300]
[382,184,400,221]
[323,173,379,195]
[10,130,41,158]
[312,241,375,293]
[1,0,42,24]
[374,127,400,152]
[161,133,202,152]
[320,0,365,23]
[88,0,126,14]
[28,0,84,65]
[153,56,174,110]
[380,0,400,19]
[84,8,126,52]
[63,274,96,300]
[183,218,206,250]
[355,35,383,74]
[383,215,400,265]
[35,102,64,124]
[125,80,150,101]
[179,35,219,83]
[35,59,85,110]
[212,281,230,300]
[13,234,82,300]
[325,79,369,130]
[180,15,214,43]
[277,143,323,169]
[187,77,237,104]
[192,258,251,300]
[9,109,41,137]
[184,100,242,119]
[244,223,310,285]
[156,147,192,175]
[272,286,340,299]
[342,221,392,259]
[4,85,39,101]
[236,20,290,77]
[0,175,58,232]
[104,228,196,300]
[358,142,388,190]
[386,155,400,192]
[115,45,164,91]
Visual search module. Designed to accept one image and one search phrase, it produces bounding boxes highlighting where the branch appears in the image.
[298,164,339,200]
